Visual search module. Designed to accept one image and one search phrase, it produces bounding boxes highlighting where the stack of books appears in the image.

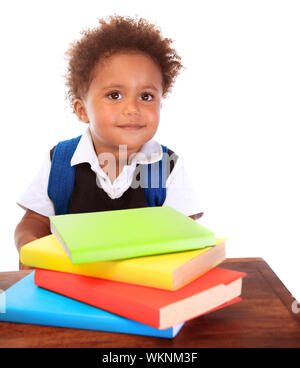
[1,206,246,338]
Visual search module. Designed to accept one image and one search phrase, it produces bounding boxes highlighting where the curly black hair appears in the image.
[64,15,184,109]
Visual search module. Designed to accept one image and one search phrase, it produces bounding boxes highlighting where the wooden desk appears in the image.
[0,258,299,348]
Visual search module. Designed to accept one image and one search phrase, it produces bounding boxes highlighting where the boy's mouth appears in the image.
[117,124,146,131]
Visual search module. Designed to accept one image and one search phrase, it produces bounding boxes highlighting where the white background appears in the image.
[1,1,299,302]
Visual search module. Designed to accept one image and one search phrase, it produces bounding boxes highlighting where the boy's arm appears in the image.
[189,212,203,221]
[15,209,51,269]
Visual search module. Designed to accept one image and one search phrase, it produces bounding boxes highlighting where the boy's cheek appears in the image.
[143,107,160,126]
[92,110,118,128]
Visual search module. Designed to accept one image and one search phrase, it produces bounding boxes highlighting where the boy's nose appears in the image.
[122,99,139,115]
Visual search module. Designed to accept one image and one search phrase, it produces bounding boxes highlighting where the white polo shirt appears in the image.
[17,128,202,217]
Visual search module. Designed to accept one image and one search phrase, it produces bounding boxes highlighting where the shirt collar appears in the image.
[70,127,163,167]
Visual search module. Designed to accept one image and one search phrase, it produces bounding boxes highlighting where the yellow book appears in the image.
[21,235,226,290]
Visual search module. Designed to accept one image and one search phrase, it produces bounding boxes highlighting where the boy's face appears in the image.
[74,52,163,156]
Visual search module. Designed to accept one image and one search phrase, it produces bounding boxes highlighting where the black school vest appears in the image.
[49,146,178,214]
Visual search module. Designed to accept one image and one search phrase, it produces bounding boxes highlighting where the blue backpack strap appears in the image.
[142,144,169,207]
[48,135,82,215]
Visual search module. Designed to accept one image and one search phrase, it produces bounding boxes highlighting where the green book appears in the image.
[49,206,216,264]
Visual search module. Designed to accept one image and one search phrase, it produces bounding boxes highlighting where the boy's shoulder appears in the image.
[49,135,82,161]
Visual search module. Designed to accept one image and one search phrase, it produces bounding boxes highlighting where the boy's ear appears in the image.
[73,98,89,123]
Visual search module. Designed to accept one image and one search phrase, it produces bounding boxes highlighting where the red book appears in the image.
[35,267,246,329]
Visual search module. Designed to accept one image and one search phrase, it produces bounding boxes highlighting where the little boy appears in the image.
[15,15,203,268]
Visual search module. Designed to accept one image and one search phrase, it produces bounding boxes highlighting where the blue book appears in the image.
[0,272,184,339]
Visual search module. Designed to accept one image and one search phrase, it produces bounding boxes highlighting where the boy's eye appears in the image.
[107,91,122,100]
[140,93,154,101]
